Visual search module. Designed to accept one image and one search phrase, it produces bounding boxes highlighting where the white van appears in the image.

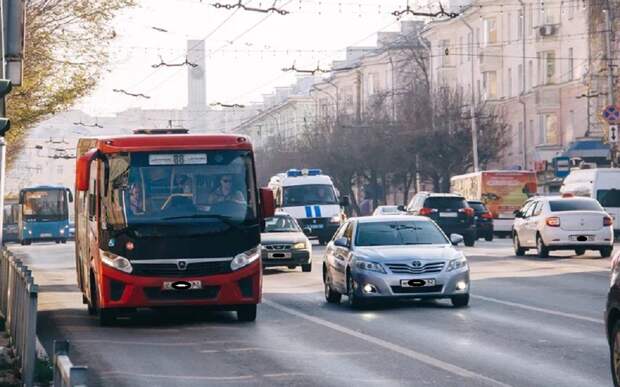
[560,168,620,233]
[268,169,349,244]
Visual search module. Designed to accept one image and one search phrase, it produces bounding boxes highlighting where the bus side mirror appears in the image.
[340,195,350,207]
[66,189,73,203]
[18,192,23,205]
[260,188,275,219]
[76,150,98,192]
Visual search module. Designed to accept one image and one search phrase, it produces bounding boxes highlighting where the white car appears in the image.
[372,205,406,216]
[512,196,614,258]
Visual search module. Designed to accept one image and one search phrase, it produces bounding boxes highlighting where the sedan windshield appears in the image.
[355,221,449,246]
[102,150,257,231]
[283,184,338,206]
[265,215,301,233]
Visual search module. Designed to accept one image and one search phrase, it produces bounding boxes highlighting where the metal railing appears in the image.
[0,248,38,387]
[53,340,88,387]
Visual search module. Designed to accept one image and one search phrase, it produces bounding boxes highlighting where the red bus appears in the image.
[74,131,274,325]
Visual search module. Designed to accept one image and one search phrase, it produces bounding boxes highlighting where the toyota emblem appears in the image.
[411,260,422,268]
[177,260,188,270]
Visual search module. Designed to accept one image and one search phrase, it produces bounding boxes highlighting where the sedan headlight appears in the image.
[446,257,468,272]
[329,215,341,224]
[101,251,133,274]
[292,241,308,250]
[355,260,386,274]
[231,246,261,271]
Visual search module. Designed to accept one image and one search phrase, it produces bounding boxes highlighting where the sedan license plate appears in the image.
[401,279,436,287]
[308,224,324,229]
[40,233,52,238]
[439,212,457,218]
[268,252,291,259]
[162,280,202,291]
[569,235,594,242]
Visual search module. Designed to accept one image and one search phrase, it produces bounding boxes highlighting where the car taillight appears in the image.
[481,212,493,219]
[546,217,561,227]
[419,208,435,216]
[458,208,474,217]
[604,216,613,227]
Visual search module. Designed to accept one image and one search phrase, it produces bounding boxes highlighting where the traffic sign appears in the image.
[603,105,620,124]
[610,125,619,143]
[553,157,570,178]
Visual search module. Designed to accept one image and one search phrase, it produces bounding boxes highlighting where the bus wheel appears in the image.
[61,239,67,244]
[237,304,257,322]
[55,240,60,244]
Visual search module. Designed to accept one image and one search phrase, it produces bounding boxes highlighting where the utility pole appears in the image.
[460,16,479,172]
[604,4,616,167]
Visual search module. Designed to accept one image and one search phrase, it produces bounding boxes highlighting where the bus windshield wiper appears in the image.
[161,214,236,225]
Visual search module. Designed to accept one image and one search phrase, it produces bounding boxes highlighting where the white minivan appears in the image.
[560,168,620,234]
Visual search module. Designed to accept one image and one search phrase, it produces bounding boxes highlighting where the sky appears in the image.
[76,0,429,115]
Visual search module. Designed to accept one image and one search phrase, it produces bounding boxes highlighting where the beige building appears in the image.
[422,0,612,173]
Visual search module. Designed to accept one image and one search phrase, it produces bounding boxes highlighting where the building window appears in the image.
[506,13,512,42]
[518,9,524,39]
[507,68,513,98]
[568,47,574,81]
[528,60,533,89]
[477,80,481,102]
[483,18,497,46]
[529,119,534,147]
[467,33,472,62]
[568,0,575,19]
[459,36,464,64]
[528,4,533,35]
[476,28,481,47]
[517,64,523,93]
[483,71,497,99]
[538,113,559,145]
[538,51,556,84]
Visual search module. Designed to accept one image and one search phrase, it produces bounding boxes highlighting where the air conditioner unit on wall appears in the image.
[538,25,556,37]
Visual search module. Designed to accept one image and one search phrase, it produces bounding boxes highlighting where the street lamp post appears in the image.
[460,16,479,172]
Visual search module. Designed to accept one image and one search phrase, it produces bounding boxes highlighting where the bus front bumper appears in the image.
[97,259,262,309]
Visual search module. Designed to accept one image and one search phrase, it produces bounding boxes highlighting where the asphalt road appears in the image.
[12,239,614,387]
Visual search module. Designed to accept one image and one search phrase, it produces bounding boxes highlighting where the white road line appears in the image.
[472,295,603,324]
[264,299,511,387]
[99,371,255,381]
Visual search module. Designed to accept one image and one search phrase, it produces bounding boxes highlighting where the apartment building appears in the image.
[422,0,611,174]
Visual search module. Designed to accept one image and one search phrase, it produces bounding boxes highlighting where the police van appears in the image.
[268,169,349,244]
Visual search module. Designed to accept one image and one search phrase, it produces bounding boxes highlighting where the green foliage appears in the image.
[6,0,136,165]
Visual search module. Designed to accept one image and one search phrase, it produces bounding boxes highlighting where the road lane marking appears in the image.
[472,295,603,324]
[99,371,255,381]
[71,339,249,347]
[264,299,511,387]
[215,347,368,355]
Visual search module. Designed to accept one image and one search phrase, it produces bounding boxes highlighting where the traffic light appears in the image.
[0,79,12,136]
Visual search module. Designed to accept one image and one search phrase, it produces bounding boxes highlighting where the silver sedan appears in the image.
[322,215,470,308]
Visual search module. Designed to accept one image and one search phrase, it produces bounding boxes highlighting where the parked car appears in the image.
[606,250,620,386]
[404,192,477,246]
[468,200,494,241]
[372,205,405,216]
[512,196,614,258]
[261,212,312,272]
[322,215,470,309]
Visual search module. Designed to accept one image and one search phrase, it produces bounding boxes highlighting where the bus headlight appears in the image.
[101,251,133,274]
[60,229,65,234]
[231,246,261,271]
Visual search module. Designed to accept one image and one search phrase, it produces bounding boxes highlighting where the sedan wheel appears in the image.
[513,233,526,257]
[347,274,364,309]
[324,274,341,304]
[536,235,550,258]
[612,321,620,386]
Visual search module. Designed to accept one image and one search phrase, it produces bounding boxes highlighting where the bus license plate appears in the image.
[40,233,52,238]
[308,224,324,229]
[401,279,436,287]
[162,280,202,291]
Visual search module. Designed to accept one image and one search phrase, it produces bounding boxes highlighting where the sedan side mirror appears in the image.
[334,237,349,248]
[513,210,523,218]
[450,234,464,246]
[397,205,406,212]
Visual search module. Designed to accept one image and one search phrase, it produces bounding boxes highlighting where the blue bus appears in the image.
[2,200,19,243]
[18,186,73,245]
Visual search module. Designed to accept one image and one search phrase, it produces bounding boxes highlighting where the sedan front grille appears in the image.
[385,261,445,275]
[263,244,292,251]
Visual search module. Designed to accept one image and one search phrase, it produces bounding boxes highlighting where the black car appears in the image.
[403,192,476,246]
[606,251,620,386]
[467,200,494,242]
